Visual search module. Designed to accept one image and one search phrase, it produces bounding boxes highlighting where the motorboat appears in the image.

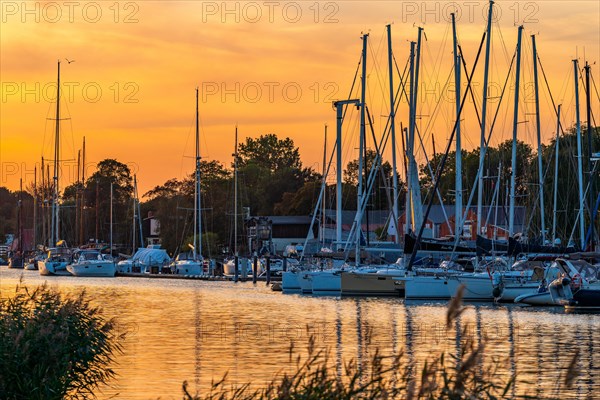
[117,246,172,274]
[39,247,72,276]
[515,258,600,307]
[67,249,116,277]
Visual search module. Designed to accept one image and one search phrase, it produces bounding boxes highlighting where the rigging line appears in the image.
[567,162,599,248]
[343,53,363,122]
[418,67,454,147]
[407,25,486,270]
[457,34,513,251]
[365,105,395,223]
[494,19,512,66]
[369,28,391,111]
[589,72,599,130]
[537,54,568,135]
[458,44,483,128]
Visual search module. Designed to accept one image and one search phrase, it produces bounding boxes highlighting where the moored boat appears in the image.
[67,249,116,277]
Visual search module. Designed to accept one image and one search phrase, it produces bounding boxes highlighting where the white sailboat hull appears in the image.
[175,260,203,275]
[403,275,454,300]
[298,272,313,294]
[341,270,404,297]
[39,261,70,276]
[311,271,341,296]
[282,271,301,294]
[446,275,494,301]
[67,261,116,277]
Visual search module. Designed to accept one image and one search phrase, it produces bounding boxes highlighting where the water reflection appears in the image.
[1,268,599,399]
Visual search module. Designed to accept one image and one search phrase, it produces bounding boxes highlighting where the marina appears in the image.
[1,267,600,399]
[1,0,600,398]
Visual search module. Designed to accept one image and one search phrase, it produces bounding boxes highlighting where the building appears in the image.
[398,205,526,241]
[246,215,318,255]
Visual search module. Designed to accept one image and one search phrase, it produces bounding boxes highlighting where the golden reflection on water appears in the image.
[1,268,599,399]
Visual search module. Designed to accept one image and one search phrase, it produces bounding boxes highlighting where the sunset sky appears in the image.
[1,0,599,195]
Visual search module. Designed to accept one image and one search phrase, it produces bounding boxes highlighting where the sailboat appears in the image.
[223,126,257,278]
[174,88,205,276]
[39,60,71,276]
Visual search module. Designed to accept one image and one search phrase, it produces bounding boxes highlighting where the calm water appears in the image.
[1,267,599,399]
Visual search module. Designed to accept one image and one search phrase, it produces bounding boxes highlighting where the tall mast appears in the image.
[355,33,368,266]
[33,167,37,248]
[80,136,85,244]
[51,60,61,247]
[451,13,462,240]
[76,149,80,246]
[585,62,595,250]
[477,0,494,236]
[132,175,137,252]
[234,125,239,257]
[195,87,202,259]
[110,182,113,257]
[322,124,327,247]
[410,28,424,232]
[509,25,523,237]
[387,24,399,244]
[136,176,143,247]
[574,59,585,249]
[334,100,359,247]
[405,42,415,235]
[552,104,562,244]
[18,178,23,253]
[41,157,46,247]
[531,34,546,242]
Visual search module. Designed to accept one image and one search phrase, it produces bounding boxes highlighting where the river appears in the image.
[1,268,598,399]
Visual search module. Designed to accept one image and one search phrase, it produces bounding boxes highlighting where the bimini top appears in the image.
[132,247,171,265]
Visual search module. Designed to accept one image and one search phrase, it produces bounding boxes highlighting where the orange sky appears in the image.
[1,1,599,195]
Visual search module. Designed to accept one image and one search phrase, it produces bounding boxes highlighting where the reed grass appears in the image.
[181,285,581,400]
[0,281,123,399]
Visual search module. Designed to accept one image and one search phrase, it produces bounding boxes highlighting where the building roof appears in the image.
[323,209,390,227]
[247,216,314,225]
[399,204,526,231]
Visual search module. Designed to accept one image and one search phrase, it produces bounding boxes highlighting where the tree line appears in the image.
[1,127,598,256]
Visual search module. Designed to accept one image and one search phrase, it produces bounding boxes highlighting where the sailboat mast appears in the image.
[18,178,23,254]
[478,0,494,236]
[136,176,143,247]
[410,28,424,232]
[51,60,61,247]
[585,62,595,250]
[574,59,585,249]
[33,167,37,248]
[80,136,86,244]
[386,24,399,244]
[195,87,202,259]
[406,41,415,235]
[356,33,368,266]
[132,175,137,252]
[509,25,523,237]
[451,13,462,240]
[110,182,113,257]
[552,104,562,244]
[322,124,327,247]
[234,125,239,257]
[531,34,546,242]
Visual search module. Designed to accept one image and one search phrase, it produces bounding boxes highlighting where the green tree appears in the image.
[83,159,133,245]
[237,134,316,215]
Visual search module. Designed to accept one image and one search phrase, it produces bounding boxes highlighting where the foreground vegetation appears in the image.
[181,287,581,400]
[0,283,581,399]
[0,283,122,400]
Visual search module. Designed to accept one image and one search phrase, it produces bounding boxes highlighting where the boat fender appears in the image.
[492,286,503,298]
